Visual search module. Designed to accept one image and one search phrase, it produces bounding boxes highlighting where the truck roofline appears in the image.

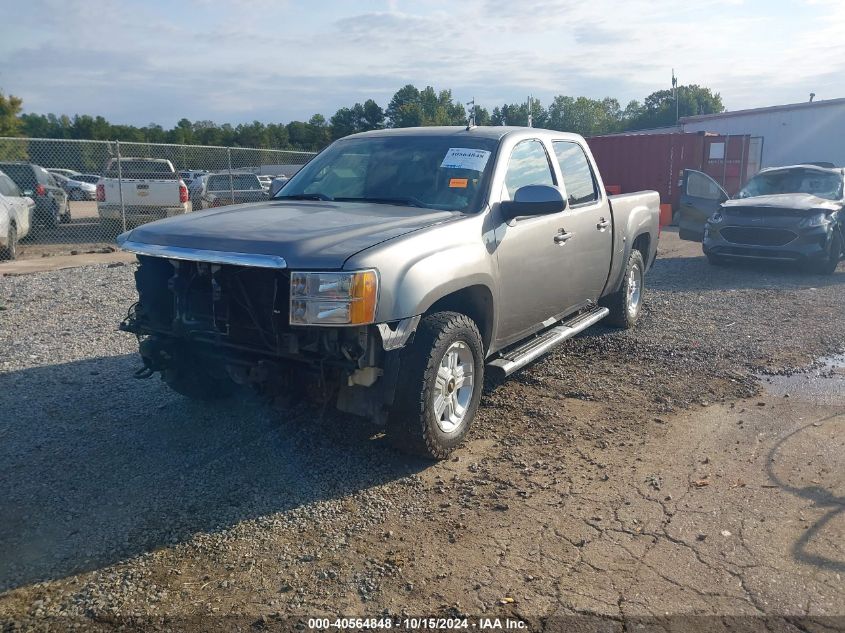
[345,126,586,144]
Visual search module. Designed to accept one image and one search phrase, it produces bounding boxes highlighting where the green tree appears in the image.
[472,106,491,126]
[360,99,385,131]
[307,114,331,149]
[171,118,194,144]
[386,84,423,128]
[625,85,724,130]
[330,106,359,140]
[330,99,386,140]
[286,120,310,149]
[0,91,24,136]
[490,100,546,127]
[546,96,621,136]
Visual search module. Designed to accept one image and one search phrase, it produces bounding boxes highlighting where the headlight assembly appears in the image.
[708,211,724,224]
[290,270,378,326]
[798,212,830,228]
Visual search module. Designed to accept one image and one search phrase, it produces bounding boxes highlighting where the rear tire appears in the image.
[0,223,17,260]
[387,311,484,460]
[162,352,238,401]
[600,249,645,329]
[44,203,59,229]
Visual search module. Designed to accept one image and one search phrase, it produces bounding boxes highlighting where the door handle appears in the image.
[596,218,610,230]
[554,231,574,244]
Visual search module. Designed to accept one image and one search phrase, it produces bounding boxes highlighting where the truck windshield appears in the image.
[276,135,499,212]
[737,169,843,201]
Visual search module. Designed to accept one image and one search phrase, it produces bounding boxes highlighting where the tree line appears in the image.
[0,84,724,151]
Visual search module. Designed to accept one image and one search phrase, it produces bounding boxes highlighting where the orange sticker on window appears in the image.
[449,178,468,188]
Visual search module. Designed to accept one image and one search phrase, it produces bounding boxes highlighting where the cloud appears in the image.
[2,0,843,126]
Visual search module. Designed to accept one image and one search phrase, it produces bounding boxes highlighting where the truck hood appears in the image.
[119,200,459,269]
[723,194,842,213]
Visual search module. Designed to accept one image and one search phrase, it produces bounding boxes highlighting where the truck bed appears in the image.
[605,191,661,294]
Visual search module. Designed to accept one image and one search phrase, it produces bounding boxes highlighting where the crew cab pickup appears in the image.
[97,158,189,236]
[116,126,660,459]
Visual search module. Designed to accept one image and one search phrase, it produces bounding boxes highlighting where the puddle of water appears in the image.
[762,354,845,406]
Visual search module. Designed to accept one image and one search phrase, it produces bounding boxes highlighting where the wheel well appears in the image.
[426,285,494,353]
[632,233,650,263]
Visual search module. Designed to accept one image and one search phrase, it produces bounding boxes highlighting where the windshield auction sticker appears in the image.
[441,148,491,172]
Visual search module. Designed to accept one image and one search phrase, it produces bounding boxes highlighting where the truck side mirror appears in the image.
[500,185,567,220]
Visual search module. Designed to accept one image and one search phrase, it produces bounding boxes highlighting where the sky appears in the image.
[1,0,844,127]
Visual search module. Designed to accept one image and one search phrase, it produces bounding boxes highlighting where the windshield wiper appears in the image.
[334,196,427,208]
[276,193,334,201]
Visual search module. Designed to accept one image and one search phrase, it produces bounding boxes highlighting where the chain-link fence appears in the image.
[0,137,316,260]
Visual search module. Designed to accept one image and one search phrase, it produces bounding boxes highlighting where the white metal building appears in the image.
[680,97,845,169]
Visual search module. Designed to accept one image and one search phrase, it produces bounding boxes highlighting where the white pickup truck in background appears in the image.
[97,158,189,236]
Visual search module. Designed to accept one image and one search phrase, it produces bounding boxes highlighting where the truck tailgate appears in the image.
[104,178,182,208]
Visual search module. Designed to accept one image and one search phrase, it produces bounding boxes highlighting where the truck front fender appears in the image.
[344,214,500,351]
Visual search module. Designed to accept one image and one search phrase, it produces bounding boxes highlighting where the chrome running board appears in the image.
[487,306,609,379]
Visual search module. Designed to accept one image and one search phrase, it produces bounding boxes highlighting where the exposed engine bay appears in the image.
[120,255,398,419]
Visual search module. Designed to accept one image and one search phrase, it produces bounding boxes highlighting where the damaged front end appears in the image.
[120,253,417,422]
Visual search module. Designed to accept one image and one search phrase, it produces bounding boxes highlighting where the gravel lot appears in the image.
[1,231,843,631]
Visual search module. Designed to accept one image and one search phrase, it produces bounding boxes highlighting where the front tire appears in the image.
[0,223,17,260]
[387,312,484,460]
[706,253,729,266]
[601,249,645,329]
[807,231,842,275]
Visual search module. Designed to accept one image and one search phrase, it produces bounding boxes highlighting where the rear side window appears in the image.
[553,141,598,206]
[2,174,22,197]
[502,139,555,200]
[1,164,36,189]
[0,175,10,196]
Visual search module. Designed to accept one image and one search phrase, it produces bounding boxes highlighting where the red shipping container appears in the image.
[587,132,752,211]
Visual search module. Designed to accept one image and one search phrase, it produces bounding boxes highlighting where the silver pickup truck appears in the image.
[117,126,659,458]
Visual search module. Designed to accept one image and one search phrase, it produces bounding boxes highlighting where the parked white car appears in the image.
[65,174,100,200]
[0,169,35,260]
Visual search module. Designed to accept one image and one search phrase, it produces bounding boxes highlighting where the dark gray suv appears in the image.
[0,162,70,228]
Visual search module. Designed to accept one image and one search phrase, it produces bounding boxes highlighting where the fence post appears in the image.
[116,140,126,234]
[227,147,234,204]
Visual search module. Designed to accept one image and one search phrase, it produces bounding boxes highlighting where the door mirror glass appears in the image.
[501,185,567,219]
